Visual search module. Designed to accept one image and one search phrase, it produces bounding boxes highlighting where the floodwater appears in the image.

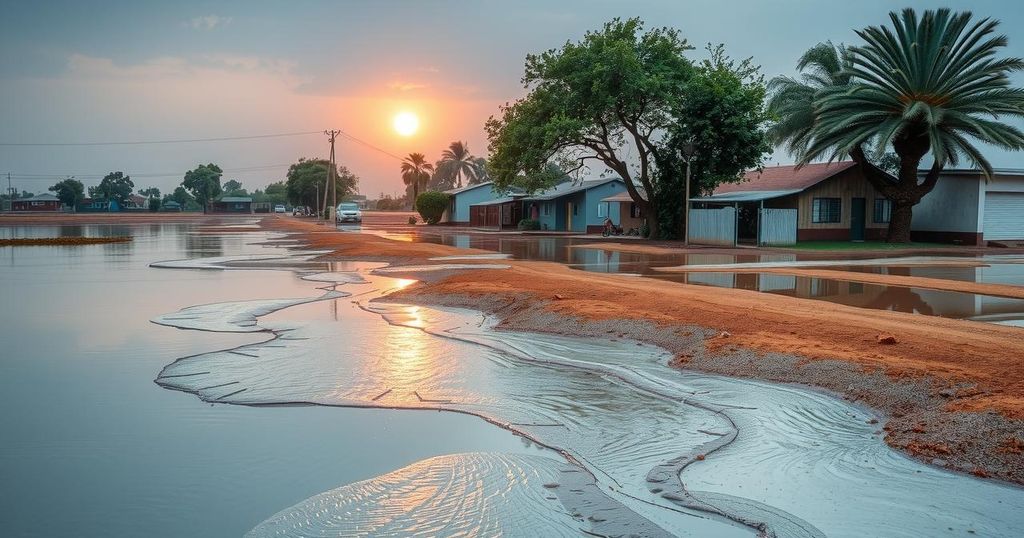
[0,223,542,538]
[4,221,1024,537]
[406,229,1024,322]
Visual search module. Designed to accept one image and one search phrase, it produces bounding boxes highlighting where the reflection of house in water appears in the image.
[569,248,622,273]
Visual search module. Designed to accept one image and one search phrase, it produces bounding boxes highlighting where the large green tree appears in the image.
[432,141,479,190]
[400,153,433,204]
[182,163,223,212]
[49,177,85,210]
[285,158,358,211]
[776,9,1024,242]
[222,179,244,194]
[485,18,768,238]
[89,171,134,205]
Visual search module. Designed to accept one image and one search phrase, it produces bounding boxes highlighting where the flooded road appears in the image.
[4,221,1024,537]
[0,223,541,537]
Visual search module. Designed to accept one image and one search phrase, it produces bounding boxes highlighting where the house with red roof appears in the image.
[691,162,893,244]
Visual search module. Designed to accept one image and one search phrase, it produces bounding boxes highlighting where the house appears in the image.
[520,178,628,232]
[210,196,254,213]
[599,189,648,232]
[443,182,501,224]
[690,162,891,245]
[160,200,183,212]
[11,193,62,212]
[468,195,527,228]
[911,168,1024,245]
[76,198,121,212]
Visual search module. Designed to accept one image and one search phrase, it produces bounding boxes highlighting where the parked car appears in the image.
[336,202,362,223]
[274,204,286,213]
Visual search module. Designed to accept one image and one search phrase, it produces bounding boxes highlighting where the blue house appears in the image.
[443,182,500,224]
[521,179,627,232]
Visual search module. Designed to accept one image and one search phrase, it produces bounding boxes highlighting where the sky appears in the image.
[2,0,1023,198]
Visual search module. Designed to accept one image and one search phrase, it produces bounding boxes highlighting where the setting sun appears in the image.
[393,112,419,136]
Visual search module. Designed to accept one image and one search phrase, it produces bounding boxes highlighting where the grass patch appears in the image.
[0,236,132,246]
[787,240,954,251]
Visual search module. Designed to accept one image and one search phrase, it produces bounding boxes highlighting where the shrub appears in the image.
[415,191,450,224]
[518,219,541,231]
[408,216,418,225]
[148,198,160,212]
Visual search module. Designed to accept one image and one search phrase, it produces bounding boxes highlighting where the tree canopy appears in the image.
[182,164,223,211]
[138,187,161,199]
[89,172,134,205]
[49,178,85,209]
[401,153,433,204]
[285,158,358,210]
[486,18,769,238]
[772,9,1024,242]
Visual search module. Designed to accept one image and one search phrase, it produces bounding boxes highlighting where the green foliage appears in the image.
[138,187,161,199]
[431,141,480,190]
[285,158,358,209]
[222,179,243,193]
[401,153,433,201]
[148,198,160,212]
[773,8,1024,241]
[48,178,85,209]
[653,46,772,237]
[518,218,541,231]
[182,163,223,211]
[251,181,288,205]
[414,191,450,224]
[485,17,769,238]
[89,172,135,205]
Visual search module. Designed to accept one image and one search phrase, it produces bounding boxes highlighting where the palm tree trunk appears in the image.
[887,201,913,243]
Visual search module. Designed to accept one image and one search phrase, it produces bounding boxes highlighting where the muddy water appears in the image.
[152,251,1024,537]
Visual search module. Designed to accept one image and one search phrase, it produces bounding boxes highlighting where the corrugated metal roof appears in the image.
[525,178,623,201]
[218,196,252,202]
[473,196,525,206]
[445,181,494,195]
[690,189,803,203]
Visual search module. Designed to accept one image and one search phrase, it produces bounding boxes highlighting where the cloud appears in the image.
[189,15,232,31]
[387,81,428,92]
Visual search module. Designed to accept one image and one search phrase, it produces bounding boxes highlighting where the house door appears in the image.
[850,198,866,241]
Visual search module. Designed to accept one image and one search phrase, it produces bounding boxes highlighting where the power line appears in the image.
[5,164,294,181]
[0,131,321,147]
[338,130,404,161]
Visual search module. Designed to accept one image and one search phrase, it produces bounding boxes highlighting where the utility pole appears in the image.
[325,129,341,223]
[6,173,11,211]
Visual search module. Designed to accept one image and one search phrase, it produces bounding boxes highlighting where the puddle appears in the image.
[150,255,1024,537]
[661,272,1024,320]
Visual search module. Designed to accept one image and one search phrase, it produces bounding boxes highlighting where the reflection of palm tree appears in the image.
[401,153,433,204]
[866,288,935,316]
[435,141,478,189]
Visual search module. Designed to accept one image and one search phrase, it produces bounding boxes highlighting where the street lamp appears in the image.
[679,141,697,246]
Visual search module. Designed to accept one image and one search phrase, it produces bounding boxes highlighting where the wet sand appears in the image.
[260,215,1024,484]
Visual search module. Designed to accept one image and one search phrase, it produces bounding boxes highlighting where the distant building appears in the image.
[210,196,253,213]
[12,193,62,212]
[76,198,121,212]
[519,179,627,232]
[160,200,183,212]
[911,168,1024,245]
[442,182,501,224]
[344,194,368,209]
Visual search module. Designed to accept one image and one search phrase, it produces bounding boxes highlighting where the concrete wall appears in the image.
[450,184,498,223]
[911,175,983,234]
[582,181,627,229]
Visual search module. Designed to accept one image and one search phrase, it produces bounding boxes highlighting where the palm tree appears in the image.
[767,42,853,156]
[469,157,490,185]
[779,8,1024,242]
[401,153,433,205]
[435,141,478,189]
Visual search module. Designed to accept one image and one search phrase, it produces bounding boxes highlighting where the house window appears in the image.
[873,198,891,223]
[572,203,579,216]
[597,202,606,218]
[542,203,551,217]
[630,203,642,219]
[811,198,841,223]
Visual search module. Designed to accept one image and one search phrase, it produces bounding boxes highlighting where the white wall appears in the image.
[912,175,983,233]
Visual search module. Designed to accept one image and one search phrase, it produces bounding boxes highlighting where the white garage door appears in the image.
[984,192,1024,240]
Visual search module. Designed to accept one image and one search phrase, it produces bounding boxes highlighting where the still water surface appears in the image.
[0,223,539,537]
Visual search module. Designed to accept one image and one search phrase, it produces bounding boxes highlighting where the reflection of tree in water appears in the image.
[864,287,935,315]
